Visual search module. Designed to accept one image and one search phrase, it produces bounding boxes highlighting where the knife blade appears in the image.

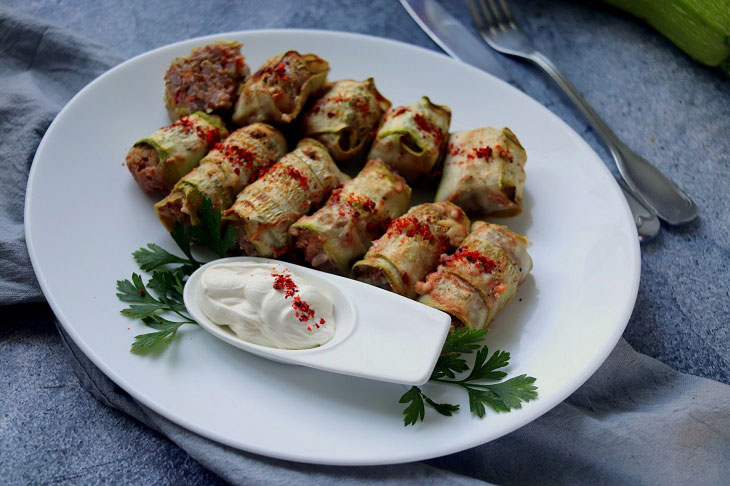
[399,0,512,83]
[399,0,659,242]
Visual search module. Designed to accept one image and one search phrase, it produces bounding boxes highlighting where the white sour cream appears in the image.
[197,262,335,350]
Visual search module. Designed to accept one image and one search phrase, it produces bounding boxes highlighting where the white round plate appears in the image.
[25,30,639,465]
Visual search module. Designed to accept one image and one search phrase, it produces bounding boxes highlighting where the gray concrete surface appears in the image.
[2,0,728,483]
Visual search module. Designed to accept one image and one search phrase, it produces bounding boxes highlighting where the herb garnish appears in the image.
[116,199,537,423]
[399,328,538,425]
[116,198,235,353]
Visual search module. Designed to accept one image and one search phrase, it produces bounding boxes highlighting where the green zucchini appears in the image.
[602,0,730,73]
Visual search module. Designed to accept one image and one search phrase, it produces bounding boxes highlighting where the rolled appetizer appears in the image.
[301,78,391,162]
[164,40,249,121]
[353,202,470,299]
[223,139,349,258]
[416,221,532,330]
[435,127,527,217]
[155,123,287,230]
[125,112,228,195]
[289,159,412,275]
[367,97,451,182]
[232,51,329,126]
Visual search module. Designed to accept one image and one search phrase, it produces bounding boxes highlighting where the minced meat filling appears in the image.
[164,41,248,119]
[126,144,167,194]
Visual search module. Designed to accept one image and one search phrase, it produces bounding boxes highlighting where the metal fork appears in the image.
[467,0,698,226]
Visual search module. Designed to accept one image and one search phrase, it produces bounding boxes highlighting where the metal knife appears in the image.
[399,0,660,242]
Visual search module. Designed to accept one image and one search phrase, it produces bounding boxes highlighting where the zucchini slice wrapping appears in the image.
[155,123,287,230]
[223,139,349,257]
[290,159,412,275]
[416,221,532,330]
[368,96,451,181]
[435,127,527,218]
[353,202,470,299]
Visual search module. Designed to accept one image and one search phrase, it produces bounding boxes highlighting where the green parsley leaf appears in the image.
[441,328,487,354]
[463,346,509,382]
[431,354,469,380]
[131,317,184,354]
[465,386,498,417]
[147,270,186,306]
[403,329,538,426]
[115,274,149,303]
[133,243,194,272]
[422,395,460,417]
[480,375,538,410]
[171,221,196,263]
[400,386,462,425]
[399,386,425,426]
[119,197,239,355]
[190,197,237,258]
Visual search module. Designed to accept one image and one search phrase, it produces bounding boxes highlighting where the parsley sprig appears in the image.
[116,198,236,353]
[116,199,537,425]
[400,328,538,426]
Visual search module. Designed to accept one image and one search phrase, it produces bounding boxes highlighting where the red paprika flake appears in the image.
[386,216,435,242]
[494,144,514,162]
[292,295,316,322]
[285,166,310,189]
[272,273,298,298]
[272,271,323,326]
[353,98,370,118]
[214,143,256,168]
[345,193,376,213]
[413,113,445,144]
[474,146,493,160]
[274,62,287,77]
[170,116,196,133]
[443,248,496,273]
[252,166,269,181]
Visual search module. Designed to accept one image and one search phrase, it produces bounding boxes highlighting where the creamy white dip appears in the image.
[197,262,335,349]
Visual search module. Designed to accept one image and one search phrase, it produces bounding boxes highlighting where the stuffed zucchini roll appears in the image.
[223,139,349,257]
[155,123,287,231]
[289,159,411,275]
[232,51,329,126]
[301,79,391,162]
[367,97,451,182]
[164,41,249,121]
[435,127,527,217]
[416,221,532,330]
[125,112,228,195]
[353,202,470,299]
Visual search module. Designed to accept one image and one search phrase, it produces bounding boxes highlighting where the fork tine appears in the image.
[497,0,517,27]
[476,0,497,32]
[466,0,486,31]
[485,0,513,31]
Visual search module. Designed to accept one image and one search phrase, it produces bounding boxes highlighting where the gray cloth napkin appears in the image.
[0,6,123,305]
[3,5,729,484]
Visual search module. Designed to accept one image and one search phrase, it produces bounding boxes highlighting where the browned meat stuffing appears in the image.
[164,41,249,120]
[155,195,189,229]
[352,265,394,292]
[291,230,340,275]
[125,145,167,194]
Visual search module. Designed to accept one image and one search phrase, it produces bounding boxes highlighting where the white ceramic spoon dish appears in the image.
[184,257,451,385]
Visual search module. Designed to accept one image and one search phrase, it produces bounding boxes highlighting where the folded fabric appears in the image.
[58,321,730,485]
[0,6,123,305]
